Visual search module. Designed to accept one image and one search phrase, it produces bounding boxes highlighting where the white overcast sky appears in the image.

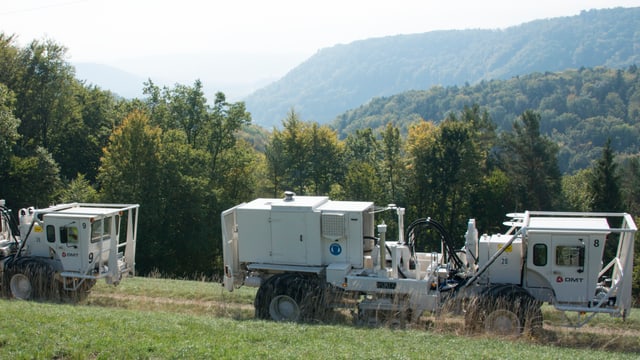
[3,0,640,63]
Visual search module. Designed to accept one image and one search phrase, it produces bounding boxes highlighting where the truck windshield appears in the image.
[91,217,112,243]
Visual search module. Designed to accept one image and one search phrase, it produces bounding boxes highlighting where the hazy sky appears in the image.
[3,0,640,61]
[2,0,640,98]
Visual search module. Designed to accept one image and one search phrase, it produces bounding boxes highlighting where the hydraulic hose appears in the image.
[405,217,464,269]
[1,205,20,243]
[13,218,35,260]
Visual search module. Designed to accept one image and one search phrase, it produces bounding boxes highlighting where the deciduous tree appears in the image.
[307,123,343,195]
[14,39,77,153]
[7,147,61,209]
[205,92,251,183]
[0,84,19,177]
[342,128,384,202]
[271,109,309,194]
[98,110,164,274]
[561,168,593,211]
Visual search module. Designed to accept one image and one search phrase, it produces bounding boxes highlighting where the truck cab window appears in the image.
[91,218,112,243]
[60,226,79,244]
[533,244,547,266]
[46,225,55,243]
[555,245,584,267]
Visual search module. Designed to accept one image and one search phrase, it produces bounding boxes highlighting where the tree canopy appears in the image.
[334,67,640,174]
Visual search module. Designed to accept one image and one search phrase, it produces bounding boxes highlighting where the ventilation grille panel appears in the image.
[322,213,344,240]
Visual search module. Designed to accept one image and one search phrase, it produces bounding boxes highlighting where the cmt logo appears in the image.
[556,276,584,283]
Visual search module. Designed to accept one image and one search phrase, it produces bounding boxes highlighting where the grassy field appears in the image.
[0,277,639,359]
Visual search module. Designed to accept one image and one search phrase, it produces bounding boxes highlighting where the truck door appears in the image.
[550,235,590,304]
[528,232,606,306]
[270,211,307,265]
[89,217,113,265]
[551,233,606,304]
[46,218,86,272]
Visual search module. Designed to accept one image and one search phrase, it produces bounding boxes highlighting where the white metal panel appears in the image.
[271,196,329,211]
[326,262,351,286]
[478,234,522,284]
[345,210,364,268]
[236,208,272,263]
[42,216,89,272]
[221,206,239,291]
[317,200,373,213]
[527,217,610,232]
[271,211,308,265]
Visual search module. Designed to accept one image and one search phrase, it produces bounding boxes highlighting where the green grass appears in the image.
[0,277,638,359]
[91,276,256,303]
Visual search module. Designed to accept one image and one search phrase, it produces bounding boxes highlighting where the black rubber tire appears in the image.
[254,275,279,319]
[4,258,58,301]
[523,300,543,336]
[465,285,542,336]
[285,274,325,321]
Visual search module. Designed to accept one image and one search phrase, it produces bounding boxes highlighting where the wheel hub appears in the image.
[484,309,520,336]
[269,294,300,321]
[10,273,32,300]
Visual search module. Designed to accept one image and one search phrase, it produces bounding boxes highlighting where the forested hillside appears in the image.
[1,33,639,292]
[333,66,640,173]
[244,7,640,128]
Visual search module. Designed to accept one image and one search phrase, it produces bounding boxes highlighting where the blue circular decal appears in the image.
[329,243,342,256]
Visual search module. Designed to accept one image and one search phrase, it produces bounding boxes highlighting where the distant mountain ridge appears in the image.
[74,52,306,102]
[74,63,147,99]
[244,7,640,128]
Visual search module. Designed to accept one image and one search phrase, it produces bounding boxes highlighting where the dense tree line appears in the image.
[1,35,638,297]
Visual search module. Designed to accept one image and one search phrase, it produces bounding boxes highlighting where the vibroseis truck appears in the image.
[0,199,139,301]
[222,192,636,334]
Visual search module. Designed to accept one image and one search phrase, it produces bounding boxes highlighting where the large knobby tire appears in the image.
[254,275,278,320]
[465,285,542,337]
[4,259,59,301]
[254,273,323,322]
[523,299,543,336]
